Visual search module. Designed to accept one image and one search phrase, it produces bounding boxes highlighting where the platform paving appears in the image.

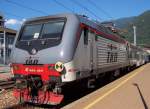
[62,63,150,109]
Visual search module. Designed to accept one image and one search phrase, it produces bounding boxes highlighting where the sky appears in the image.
[0,0,150,30]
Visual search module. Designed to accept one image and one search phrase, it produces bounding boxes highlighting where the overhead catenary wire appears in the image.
[3,11,24,19]
[2,0,105,22]
[4,0,48,15]
[53,0,74,12]
[88,0,113,19]
[71,0,102,20]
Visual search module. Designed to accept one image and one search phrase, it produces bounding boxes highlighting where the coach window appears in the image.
[84,28,88,45]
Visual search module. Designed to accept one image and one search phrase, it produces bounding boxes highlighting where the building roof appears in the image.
[0,12,4,18]
[0,27,17,34]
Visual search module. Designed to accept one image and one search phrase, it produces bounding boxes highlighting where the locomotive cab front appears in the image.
[11,14,80,105]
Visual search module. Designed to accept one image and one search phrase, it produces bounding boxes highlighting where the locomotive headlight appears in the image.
[54,62,64,72]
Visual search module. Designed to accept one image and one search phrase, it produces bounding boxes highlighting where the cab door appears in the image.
[83,28,94,72]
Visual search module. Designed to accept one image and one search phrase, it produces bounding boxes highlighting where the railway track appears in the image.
[0,80,15,93]
[5,103,34,109]
[5,103,60,109]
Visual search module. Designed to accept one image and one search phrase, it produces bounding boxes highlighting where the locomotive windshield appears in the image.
[19,20,65,41]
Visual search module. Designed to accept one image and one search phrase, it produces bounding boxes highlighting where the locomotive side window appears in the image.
[95,35,98,41]
[84,28,88,45]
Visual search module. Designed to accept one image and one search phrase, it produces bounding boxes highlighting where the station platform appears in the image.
[63,63,150,109]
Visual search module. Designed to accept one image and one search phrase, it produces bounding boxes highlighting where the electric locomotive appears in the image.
[10,13,147,105]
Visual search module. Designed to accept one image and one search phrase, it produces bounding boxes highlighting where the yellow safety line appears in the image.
[83,64,147,109]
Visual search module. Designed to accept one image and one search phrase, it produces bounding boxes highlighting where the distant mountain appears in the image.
[113,10,150,46]
[113,17,135,29]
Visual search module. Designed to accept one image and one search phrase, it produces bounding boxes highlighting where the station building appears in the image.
[0,13,17,64]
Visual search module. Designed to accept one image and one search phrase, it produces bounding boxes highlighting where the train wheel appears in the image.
[87,78,96,89]
[109,69,120,82]
[126,66,131,73]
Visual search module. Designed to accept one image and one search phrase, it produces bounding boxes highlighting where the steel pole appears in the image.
[3,28,6,64]
[133,26,136,46]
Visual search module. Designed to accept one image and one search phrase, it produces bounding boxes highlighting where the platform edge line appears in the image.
[83,65,147,109]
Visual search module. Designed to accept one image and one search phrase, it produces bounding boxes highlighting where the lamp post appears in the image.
[3,27,6,64]
[133,25,136,46]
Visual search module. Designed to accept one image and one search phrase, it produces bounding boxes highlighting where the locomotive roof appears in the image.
[77,15,126,44]
[24,13,74,23]
[24,13,126,44]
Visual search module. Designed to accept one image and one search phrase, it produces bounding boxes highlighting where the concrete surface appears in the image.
[62,63,150,109]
